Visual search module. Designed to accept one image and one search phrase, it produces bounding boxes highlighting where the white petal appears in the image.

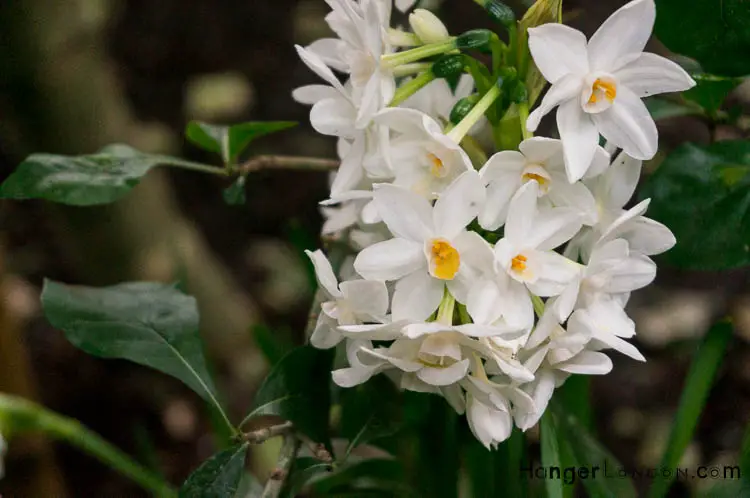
[305,249,341,297]
[547,181,598,226]
[480,151,527,182]
[416,359,470,386]
[603,255,656,293]
[557,99,600,182]
[529,207,583,251]
[503,280,535,331]
[587,0,656,72]
[454,323,527,339]
[307,38,348,72]
[467,278,506,326]
[392,271,444,321]
[373,107,431,137]
[505,181,539,247]
[373,184,434,241]
[624,216,676,256]
[295,45,347,94]
[453,231,495,275]
[526,250,581,297]
[310,97,358,139]
[433,171,486,239]
[557,351,613,374]
[339,279,390,317]
[583,146,614,179]
[395,0,418,13]
[519,137,564,164]
[592,86,658,160]
[495,356,535,383]
[339,322,406,341]
[527,74,583,132]
[527,24,589,83]
[597,151,642,211]
[479,179,520,231]
[441,385,467,415]
[310,312,343,349]
[330,136,365,197]
[354,238,424,280]
[616,53,696,98]
[293,84,340,105]
[515,370,555,431]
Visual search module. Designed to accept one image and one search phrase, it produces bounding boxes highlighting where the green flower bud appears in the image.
[450,97,476,125]
[456,29,493,51]
[509,81,529,103]
[409,9,451,45]
[432,55,465,79]
[485,0,515,27]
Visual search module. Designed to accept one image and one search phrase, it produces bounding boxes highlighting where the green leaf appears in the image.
[0,144,161,206]
[683,74,743,114]
[242,346,334,448]
[186,121,297,163]
[310,458,413,496]
[655,0,750,77]
[223,176,247,206]
[541,411,564,498]
[281,457,332,498]
[41,280,225,415]
[648,320,733,498]
[252,324,294,366]
[179,443,249,498]
[640,140,750,270]
[645,97,702,121]
[552,402,637,498]
[341,376,403,460]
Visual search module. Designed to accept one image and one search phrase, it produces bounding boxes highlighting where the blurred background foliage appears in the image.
[0,0,749,496]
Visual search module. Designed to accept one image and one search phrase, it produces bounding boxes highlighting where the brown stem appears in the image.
[235,155,339,175]
[239,421,294,444]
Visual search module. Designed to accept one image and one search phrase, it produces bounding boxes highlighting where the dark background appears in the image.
[0,0,747,496]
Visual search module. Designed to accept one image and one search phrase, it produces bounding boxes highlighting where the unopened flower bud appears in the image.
[409,9,450,45]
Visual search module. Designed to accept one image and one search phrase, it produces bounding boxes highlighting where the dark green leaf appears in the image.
[645,97,702,121]
[252,324,294,366]
[41,280,219,404]
[236,472,264,498]
[494,428,528,498]
[648,321,732,498]
[655,0,750,77]
[186,121,297,163]
[0,144,161,206]
[553,402,637,498]
[683,74,743,114]
[179,443,249,498]
[243,346,334,448]
[640,140,750,270]
[541,411,564,498]
[310,458,413,497]
[341,376,403,460]
[281,457,333,498]
[223,176,247,206]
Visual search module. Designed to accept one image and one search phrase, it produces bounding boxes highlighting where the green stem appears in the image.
[393,62,433,78]
[436,289,456,325]
[160,157,229,177]
[531,294,545,317]
[518,101,532,141]
[390,71,436,107]
[461,135,488,168]
[448,83,502,143]
[381,38,457,68]
[0,394,176,497]
[489,33,505,77]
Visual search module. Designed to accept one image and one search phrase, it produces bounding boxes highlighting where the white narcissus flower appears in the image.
[353,171,487,321]
[566,151,675,262]
[305,250,389,349]
[395,0,419,13]
[469,181,583,332]
[402,75,475,128]
[526,0,695,180]
[478,137,607,231]
[375,108,474,199]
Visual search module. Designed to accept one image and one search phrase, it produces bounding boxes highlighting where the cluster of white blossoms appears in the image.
[295,0,694,448]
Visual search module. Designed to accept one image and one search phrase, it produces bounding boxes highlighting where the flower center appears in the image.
[511,254,528,272]
[588,78,617,105]
[427,153,447,178]
[430,239,460,280]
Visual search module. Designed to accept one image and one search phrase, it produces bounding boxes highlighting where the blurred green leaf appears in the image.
[649,320,733,498]
[494,428,528,498]
[186,121,297,163]
[553,402,637,498]
[252,324,294,366]
[41,280,227,422]
[645,97,702,121]
[640,141,750,270]
[223,176,247,205]
[655,0,750,77]
[541,411,564,498]
[281,457,332,498]
[243,346,334,449]
[310,458,414,497]
[683,74,743,114]
[340,376,403,460]
[179,443,248,498]
[463,432,496,498]
[0,144,160,206]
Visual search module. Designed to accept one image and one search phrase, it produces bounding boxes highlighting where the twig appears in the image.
[261,434,301,498]
[235,155,339,175]
[239,421,294,444]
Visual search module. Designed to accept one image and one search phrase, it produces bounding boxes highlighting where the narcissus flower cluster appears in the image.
[295,0,693,449]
